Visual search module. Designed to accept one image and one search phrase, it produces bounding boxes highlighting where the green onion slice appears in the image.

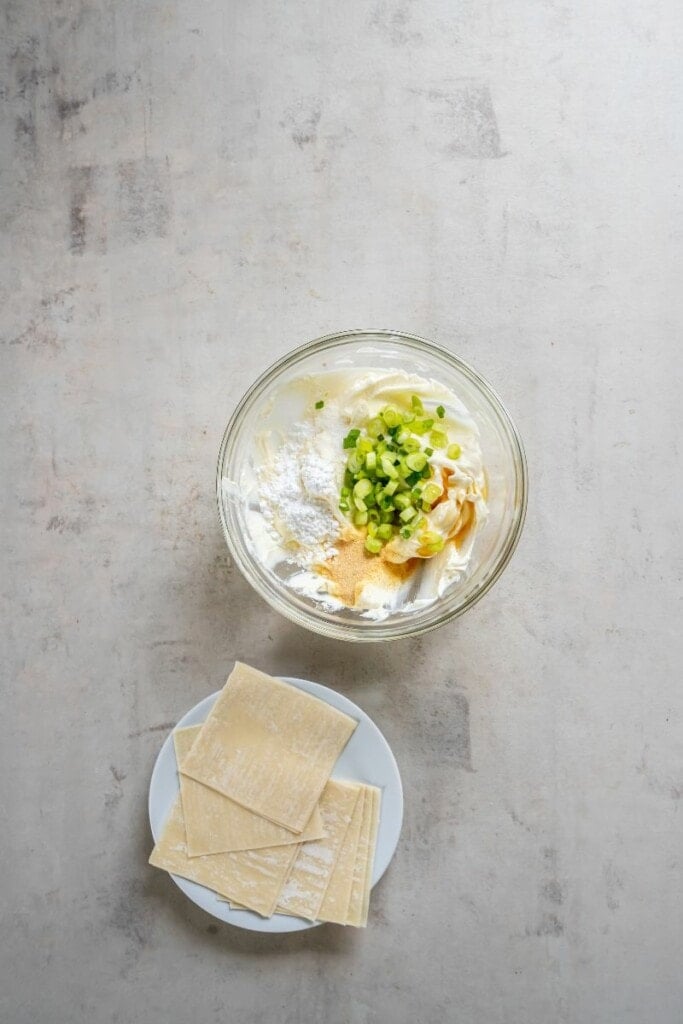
[353,478,373,499]
[430,429,448,449]
[343,429,361,449]
[422,483,442,506]
[405,452,427,472]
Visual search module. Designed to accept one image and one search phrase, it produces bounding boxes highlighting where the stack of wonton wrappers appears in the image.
[150,663,381,927]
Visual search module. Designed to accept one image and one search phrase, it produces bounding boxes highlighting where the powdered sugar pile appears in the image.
[258,424,342,564]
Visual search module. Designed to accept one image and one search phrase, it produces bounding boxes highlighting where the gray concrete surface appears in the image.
[2,1,682,1021]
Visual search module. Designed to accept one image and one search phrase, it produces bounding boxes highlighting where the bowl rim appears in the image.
[216,328,528,642]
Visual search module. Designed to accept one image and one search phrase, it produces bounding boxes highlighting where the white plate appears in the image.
[148,676,403,932]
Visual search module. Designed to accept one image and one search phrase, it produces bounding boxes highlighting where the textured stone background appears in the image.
[2,1,682,1022]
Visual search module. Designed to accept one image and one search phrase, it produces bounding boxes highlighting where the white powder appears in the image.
[258,424,341,564]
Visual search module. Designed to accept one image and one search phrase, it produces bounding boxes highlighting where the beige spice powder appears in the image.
[316,532,418,607]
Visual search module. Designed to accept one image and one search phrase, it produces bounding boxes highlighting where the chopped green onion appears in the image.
[421,482,442,505]
[353,478,373,499]
[365,536,383,554]
[436,404,445,419]
[347,451,363,474]
[413,418,435,435]
[343,429,361,449]
[400,526,413,539]
[405,452,427,472]
[447,443,461,460]
[339,405,447,536]
[380,454,398,479]
[381,406,401,429]
[315,400,325,409]
[419,530,445,551]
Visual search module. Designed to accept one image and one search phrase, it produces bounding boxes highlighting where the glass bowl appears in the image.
[216,330,527,642]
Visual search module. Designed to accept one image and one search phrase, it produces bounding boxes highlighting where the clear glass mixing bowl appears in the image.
[217,330,527,641]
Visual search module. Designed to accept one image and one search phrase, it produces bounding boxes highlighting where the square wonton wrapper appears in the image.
[276,780,360,921]
[180,663,358,832]
[174,727,324,855]
[148,795,299,918]
[316,787,366,925]
[347,785,381,928]
[223,785,382,925]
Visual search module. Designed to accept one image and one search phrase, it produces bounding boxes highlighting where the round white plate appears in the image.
[148,676,403,933]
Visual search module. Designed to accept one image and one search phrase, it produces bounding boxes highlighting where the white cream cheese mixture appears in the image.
[240,368,488,620]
